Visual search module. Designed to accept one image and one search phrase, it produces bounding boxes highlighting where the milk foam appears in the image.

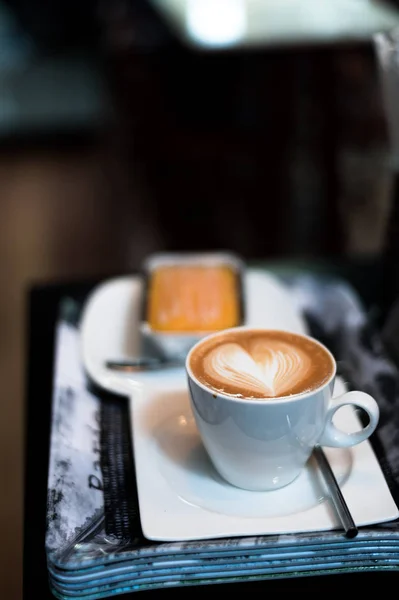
[203,339,312,397]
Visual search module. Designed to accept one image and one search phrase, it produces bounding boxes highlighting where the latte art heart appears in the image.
[204,340,313,397]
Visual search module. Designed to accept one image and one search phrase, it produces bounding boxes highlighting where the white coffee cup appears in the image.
[186,327,380,491]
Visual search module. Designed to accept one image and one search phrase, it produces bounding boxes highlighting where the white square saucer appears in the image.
[131,375,399,541]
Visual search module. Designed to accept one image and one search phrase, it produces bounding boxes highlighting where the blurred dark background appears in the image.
[2,0,397,261]
[4,0,399,597]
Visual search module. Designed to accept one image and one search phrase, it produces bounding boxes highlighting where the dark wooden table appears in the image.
[22,263,399,598]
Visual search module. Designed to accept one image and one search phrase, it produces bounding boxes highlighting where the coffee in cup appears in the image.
[189,328,334,399]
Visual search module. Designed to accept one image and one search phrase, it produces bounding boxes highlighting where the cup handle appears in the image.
[318,391,380,448]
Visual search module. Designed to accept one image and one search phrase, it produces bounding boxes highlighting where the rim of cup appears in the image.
[185,326,337,404]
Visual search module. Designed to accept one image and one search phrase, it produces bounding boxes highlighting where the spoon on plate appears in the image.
[105,357,184,372]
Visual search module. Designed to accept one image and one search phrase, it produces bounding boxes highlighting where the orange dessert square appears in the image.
[146,264,241,333]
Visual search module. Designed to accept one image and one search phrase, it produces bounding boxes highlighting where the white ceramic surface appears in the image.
[79,269,399,541]
[186,329,380,491]
[131,377,397,541]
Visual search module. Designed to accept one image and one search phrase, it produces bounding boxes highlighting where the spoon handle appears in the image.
[105,359,182,372]
[314,445,358,539]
